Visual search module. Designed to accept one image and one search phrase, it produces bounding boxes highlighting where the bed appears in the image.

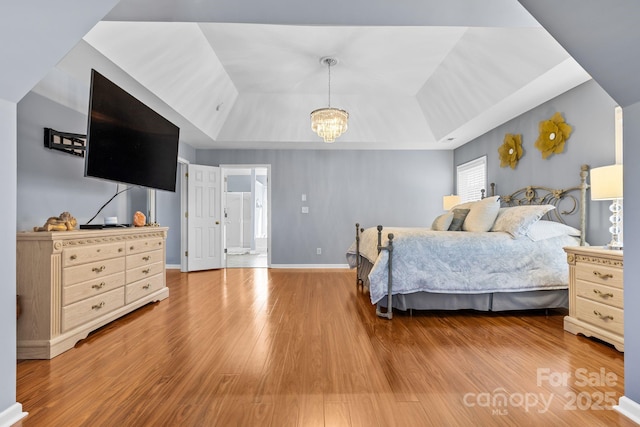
[346,165,589,319]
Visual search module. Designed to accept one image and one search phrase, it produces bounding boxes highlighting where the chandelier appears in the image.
[310,57,349,143]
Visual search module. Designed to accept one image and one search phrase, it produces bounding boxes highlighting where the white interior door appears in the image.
[187,164,222,271]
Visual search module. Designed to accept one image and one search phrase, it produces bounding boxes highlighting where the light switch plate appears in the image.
[301,206,309,214]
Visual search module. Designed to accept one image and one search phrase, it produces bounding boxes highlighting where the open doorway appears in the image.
[222,165,270,268]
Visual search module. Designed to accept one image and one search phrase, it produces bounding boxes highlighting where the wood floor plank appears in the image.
[16,268,636,426]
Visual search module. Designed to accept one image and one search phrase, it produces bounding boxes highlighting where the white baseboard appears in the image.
[166,264,351,270]
[0,403,27,427]
[271,264,350,269]
[614,396,640,425]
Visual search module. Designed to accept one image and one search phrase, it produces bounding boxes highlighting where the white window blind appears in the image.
[456,156,487,202]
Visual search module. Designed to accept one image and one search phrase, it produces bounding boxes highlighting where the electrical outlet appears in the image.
[301,206,309,214]
[316,248,322,255]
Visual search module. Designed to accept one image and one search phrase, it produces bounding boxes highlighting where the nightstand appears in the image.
[563,246,624,351]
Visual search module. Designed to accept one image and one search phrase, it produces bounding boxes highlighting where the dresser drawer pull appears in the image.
[142,284,151,290]
[70,254,77,260]
[593,271,613,280]
[593,310,614,321]
[142,269,151,274]
[118,248,123,252]
[593,289,614,299]
[142,256,151,261]
[130,246,135,251]
[92,302,105,310]
[92,282,106,290]
[92,265,106,273]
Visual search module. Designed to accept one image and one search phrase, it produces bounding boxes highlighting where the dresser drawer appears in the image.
[576,280,623,309]
[576,297,624,336]
[62,242,125,267]
[576,262,623,289]
[62,287,125,332]
[127,237,164,255]
[63,257,125,287]
[126,249,163,270]
[126,274,164,304]
[62,272,126,306]
[126,261,164,283]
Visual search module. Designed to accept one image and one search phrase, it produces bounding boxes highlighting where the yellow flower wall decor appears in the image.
[498,133,523,169]
[534,112,573,159]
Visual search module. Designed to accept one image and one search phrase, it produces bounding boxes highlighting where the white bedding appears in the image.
[346,227,580,305]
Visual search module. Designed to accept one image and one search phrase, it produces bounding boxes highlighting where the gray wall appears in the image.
[196,149,453,265]
[17,92,131,230]
[623,100,640,404]
[454,80,617,246]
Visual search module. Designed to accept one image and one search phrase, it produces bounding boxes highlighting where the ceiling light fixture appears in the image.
[311,57,349,143]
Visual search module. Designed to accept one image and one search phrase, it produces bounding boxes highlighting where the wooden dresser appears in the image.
[563,246,624,351]
[17,227,169,359]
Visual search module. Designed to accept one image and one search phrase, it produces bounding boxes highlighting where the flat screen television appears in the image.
[84,69,180,192]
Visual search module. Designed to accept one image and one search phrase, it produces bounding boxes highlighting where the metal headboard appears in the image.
[489,164,589,246]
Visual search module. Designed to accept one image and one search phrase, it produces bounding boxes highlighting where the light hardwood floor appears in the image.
[16,268,635,426]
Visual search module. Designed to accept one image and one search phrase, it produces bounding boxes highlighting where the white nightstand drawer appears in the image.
[576,297,624,336]
[576,262,623,289]
[576,280,623,309]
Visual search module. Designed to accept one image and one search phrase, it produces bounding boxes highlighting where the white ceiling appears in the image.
[33,0,592,150]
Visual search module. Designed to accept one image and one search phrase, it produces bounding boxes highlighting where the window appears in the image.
[456,156,487,202]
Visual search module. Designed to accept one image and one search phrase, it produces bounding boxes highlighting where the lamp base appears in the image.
[606,243,623,251]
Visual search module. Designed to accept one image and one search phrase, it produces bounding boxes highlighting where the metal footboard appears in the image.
[355,223,394,320]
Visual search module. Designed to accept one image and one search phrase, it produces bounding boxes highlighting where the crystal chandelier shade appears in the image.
[311,57,349,143]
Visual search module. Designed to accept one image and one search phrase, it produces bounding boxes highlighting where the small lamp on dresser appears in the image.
[590,164,623,250]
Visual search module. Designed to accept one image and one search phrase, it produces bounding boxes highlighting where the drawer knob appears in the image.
[593,289,614,299]
[92,302,105,310]
[593,271,613,280]
[119,248,123,252]
[92,265,106,273]
[130,246,135,250]
[142,256,151,261]
[70,254,77,260]
[142,268,150,274]
[92,282,106,290]
[142,284,151,290]
[593,310,614,321]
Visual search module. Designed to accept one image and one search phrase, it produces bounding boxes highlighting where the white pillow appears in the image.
[431,212,454,231]
[462,196,501,232]
[526,220,581,241]
[491,205,556,238]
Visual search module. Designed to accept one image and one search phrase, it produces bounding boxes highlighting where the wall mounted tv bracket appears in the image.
[44,128,86,157]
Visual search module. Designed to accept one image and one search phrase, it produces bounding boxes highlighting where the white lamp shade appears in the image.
[443,195,461,210]
[591,164,623,200]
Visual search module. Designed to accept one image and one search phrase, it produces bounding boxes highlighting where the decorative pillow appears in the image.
[431,212,454,231]
[448,208,470,231]
[526,220,581,242]
[462,196,501,232]
[491,205,556,238]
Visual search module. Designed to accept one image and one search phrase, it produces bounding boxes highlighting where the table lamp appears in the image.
[590,164,623,250]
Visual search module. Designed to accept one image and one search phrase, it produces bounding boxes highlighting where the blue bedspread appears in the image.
[346,227,579,305]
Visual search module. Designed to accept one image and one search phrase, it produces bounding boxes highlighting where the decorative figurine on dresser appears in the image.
[16,226,169,359]
[563,246,624,351]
